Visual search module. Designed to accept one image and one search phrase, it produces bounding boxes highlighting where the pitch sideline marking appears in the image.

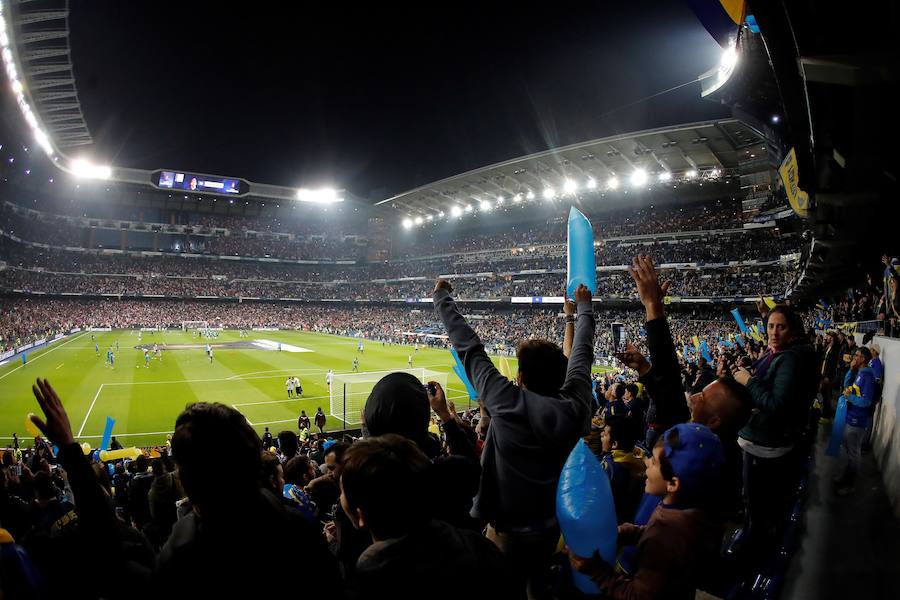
[0,332,88,382]
[76,384,105,438]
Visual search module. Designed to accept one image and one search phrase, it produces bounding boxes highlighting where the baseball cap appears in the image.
[661,423,724,494]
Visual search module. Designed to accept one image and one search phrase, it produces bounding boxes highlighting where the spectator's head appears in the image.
[870,344,880,358]
[33,471,58,507]
[277,431,298,459]
[852,346,872,369]
[324,441,349,477]
[689,376,752,432]
[698,357,708,370]
[767,305,804,351]
[623,383,640,404]
[340,434,430,542]
[260,451,284,496]
[601,416,641,454]
[151,459,164,477]
[284,455,316,487]
[646,424,723,504]
[516,339,568,397]
[364,372,431,446]
[172,402,261,517]
[134,454,148,473]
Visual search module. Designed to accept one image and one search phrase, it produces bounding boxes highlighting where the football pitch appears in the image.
[0,330,611,447]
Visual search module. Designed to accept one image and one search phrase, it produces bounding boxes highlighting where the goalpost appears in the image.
[182,321,209,332]
[330,368,449,427]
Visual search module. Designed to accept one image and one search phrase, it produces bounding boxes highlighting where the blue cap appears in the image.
[662,423,724,494]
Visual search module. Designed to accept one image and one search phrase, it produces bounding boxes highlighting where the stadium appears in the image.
[0,1,897,599]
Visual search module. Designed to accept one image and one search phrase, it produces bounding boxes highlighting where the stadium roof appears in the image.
[376,119,767,218]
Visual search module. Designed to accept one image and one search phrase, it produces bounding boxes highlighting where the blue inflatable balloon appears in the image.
[566,207,597,299]
[826,396,847,457]
[557,439,617,594]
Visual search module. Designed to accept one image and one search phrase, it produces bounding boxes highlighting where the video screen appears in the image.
[157,171,242,194]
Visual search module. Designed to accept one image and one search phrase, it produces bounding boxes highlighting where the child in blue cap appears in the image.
[568,423,725,599]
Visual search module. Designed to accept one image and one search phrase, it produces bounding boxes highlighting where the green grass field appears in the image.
[0,330,611,447]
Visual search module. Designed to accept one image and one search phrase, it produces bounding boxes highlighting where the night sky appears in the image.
[67,0,729,200]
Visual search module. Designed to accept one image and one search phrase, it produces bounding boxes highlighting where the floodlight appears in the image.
[629,169,647,187]
[710,169,721,178]
[513,193,523,203]
[70,159,111,180]
[563,179,577,194]
[438,210,445,217]
[451,206,462,217]
[526,190,535,200]
[10,79,21,94]
[658,171,672,182]
[586,177,597,189]
[296,188,342,204]
[771,115,780,123]
[685,169,697,179]
[607,176,619,190]
[402,218,413,229]
[480,200,492,212]
[414,216,423,225]
[465,204,473,212]
[543,187,556,200]
[426,214,434,221]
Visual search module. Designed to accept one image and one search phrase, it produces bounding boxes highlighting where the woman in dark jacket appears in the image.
[730,305,818,569]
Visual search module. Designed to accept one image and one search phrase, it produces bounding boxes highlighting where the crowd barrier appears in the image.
[861,334,900,518]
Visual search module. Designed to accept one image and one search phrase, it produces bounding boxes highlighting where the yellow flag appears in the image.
[692,336,700,350]
[764,297,777,309]
[779,147,810,217]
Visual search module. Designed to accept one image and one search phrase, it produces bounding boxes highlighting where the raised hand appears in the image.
[628,255,670,308]
[615,342,651,377]
[426,381,452,422]
[574,283,592,304]
[30,378,75,447]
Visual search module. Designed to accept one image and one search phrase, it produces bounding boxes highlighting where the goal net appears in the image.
[329,368,449,427]
[182,321,209,331]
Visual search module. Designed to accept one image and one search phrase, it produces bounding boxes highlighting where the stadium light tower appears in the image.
[629,169,647,187]
[296,188,343,204]
[70,159,112,180]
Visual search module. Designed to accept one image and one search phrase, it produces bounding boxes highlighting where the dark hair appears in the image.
[260,451,281,494]
[134,454,148,473]
[151,459,164,476]
[604,416,640,452]
[857,346,872,362]
[516,339,568,397]
[340,434,430,540]
[714,376,753,428]
[624,383,640,400]
[172,402,261,513]
[277,431,298,459]
[769,305,805,340]
[33,470,58,502]
[284,455,313,486]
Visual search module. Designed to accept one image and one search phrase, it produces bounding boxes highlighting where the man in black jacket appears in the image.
[340,434,513,600]
[29,379,338,599]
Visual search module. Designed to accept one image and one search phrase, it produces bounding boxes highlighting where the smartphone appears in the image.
[611,322,626,353]
[424,383,437,396]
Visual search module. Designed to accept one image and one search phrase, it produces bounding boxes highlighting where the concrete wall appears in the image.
[865,335,900,518]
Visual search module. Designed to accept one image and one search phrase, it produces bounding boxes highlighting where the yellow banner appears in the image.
[779,147,810,217]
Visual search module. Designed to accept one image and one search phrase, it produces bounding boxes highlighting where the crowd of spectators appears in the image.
[0,251,867,600]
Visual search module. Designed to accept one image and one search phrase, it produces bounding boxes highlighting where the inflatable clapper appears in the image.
[557,439,618,594]
[566,207,597,299]
[826,396,847,457]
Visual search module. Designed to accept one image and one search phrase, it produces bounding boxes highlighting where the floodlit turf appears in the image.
[0,330,612,447]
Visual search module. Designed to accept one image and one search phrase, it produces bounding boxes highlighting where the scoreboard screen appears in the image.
[154,170,248,195]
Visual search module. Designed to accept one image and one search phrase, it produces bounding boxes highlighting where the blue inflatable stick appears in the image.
[826,396,847,457]
[735,334,745,348]
[566,207,597,299]
[730,308,749,334]
[557,439,617,594]
[450,347,478,400]
[100,416,116,451]
[699,341,713,364]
